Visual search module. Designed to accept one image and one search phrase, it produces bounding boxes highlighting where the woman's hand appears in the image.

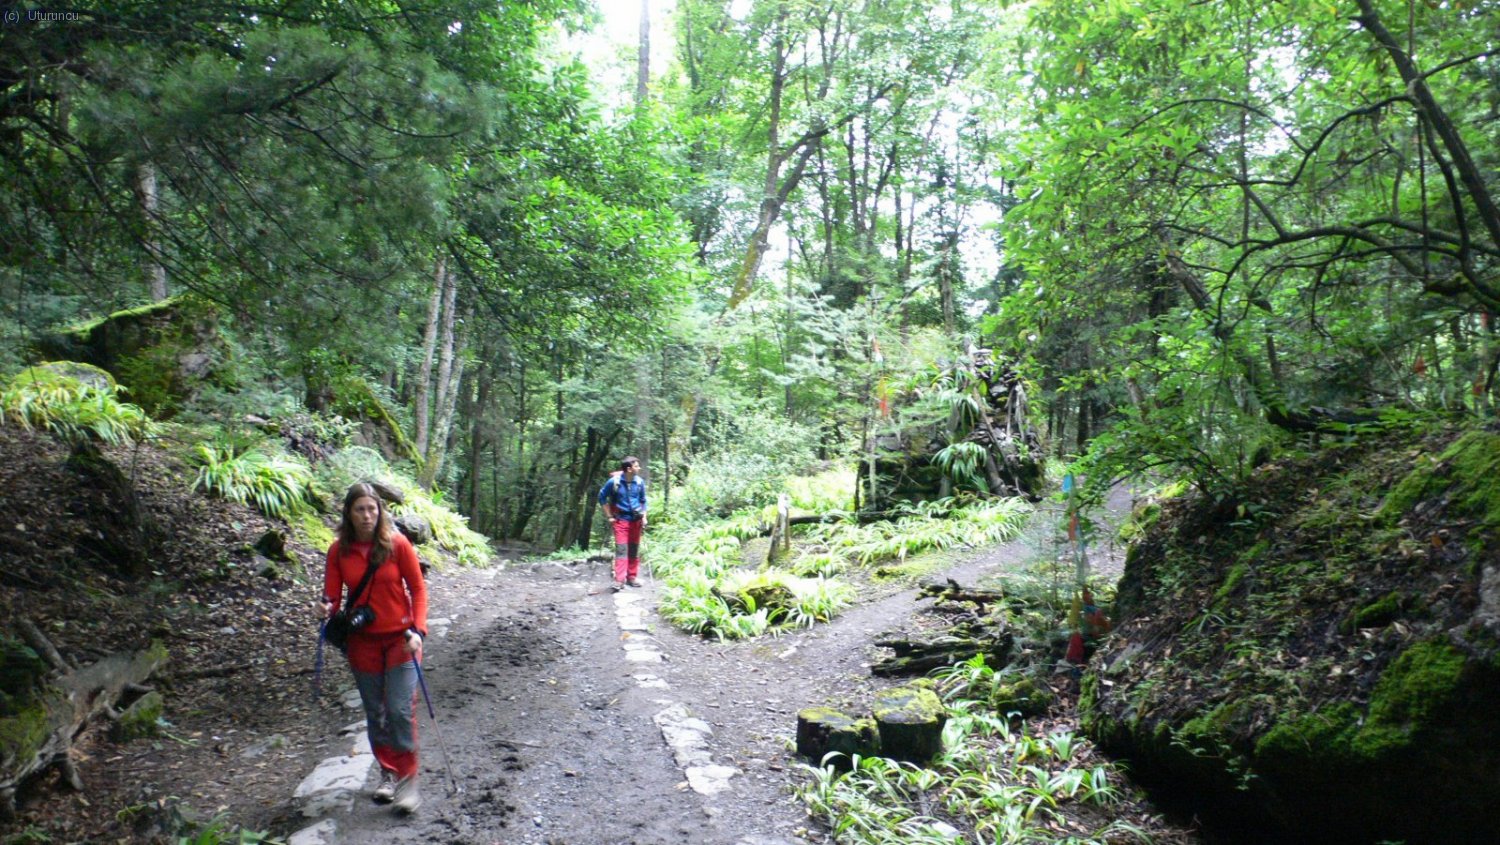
[404,630,423,655]
[318,598,334,620]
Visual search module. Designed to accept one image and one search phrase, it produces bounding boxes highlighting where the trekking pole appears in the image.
[312,622,327,701]
[412,656,463,794]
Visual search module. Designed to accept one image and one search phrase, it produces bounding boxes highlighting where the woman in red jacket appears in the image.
[320,482,429,814]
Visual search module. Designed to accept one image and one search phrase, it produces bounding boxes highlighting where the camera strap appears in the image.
[342,542,382,611]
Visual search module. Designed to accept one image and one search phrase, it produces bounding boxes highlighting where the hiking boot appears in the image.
[392,775,421,814]
[611,581,624,593]
[373,769,397,804]
[626,578,641,588]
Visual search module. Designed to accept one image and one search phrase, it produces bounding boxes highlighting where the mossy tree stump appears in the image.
[796,707,879,769]
[873,684,946,764]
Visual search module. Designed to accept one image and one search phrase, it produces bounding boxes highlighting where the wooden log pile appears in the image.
[871,579,1015,676]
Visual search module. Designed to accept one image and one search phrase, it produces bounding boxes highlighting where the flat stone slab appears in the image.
[287,820,338,845]
[655,704,718,769]
[685,764,740,795]
[296,788,355,819]
[294,751,374,798]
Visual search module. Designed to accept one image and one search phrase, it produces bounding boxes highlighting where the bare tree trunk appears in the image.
[634,357,653,481]
[432,270,459,434]
[635,0,650,106]
[467,353,490,521]
[420,305,468,490]
[939,231,958,335]
[135,162,168,300]
[413,258,444,457]
[660,420,670,521]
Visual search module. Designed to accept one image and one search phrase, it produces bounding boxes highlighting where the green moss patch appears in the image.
[988,675,1053,717]
[1379,430,1500,530]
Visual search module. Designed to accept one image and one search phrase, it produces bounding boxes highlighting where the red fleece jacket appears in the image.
[324,532,428,636]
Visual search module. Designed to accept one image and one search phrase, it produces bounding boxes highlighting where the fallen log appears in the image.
[919,579,1008,612]
[871,630,1013,677]
[0,631,168,821]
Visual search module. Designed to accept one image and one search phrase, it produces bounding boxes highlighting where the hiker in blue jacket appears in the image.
[599,456,647,592]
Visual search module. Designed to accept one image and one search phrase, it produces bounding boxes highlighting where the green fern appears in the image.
[190,442,317,521]
[1,366,156,445]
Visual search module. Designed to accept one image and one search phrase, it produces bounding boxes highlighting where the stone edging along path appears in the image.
[614,590,743,798]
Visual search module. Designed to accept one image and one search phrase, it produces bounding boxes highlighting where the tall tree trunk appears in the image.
[509,452,544,540]
[420,305,468,490]
[432,270,460,435]
[466,352,490,521]
[939,231,958,335]
[634,355,653,481]
[135,162,168,300]
[575,430,619,549]
[635,0,650,106]
[554,426,618,549]
[413,258,445,457]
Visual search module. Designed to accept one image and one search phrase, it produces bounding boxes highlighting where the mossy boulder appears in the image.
[987,675,1053,718]
[111,691,164,742]
[1083,426,1500,844]
[6,361,117,395]
[333,377,421,467]
[33,295,231,418]
[0,638,49,716]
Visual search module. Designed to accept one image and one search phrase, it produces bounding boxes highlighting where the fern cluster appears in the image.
[189,442,318,521]
[807,497,1031,565]
[1,366,156,445]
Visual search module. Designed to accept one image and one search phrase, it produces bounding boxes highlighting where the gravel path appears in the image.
[284,509,1093,845]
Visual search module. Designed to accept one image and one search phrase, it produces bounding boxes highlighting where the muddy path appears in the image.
[298,510,1111,845]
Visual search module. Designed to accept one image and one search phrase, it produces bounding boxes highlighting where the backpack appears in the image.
[605,474,642,518]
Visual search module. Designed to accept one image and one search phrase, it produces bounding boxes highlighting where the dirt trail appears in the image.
[304,513,1094,845]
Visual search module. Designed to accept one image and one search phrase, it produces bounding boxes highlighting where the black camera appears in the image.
[346,605,376,630]
[325,604,377,652]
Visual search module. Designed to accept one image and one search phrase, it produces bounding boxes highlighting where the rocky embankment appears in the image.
[1082,426,1500,844]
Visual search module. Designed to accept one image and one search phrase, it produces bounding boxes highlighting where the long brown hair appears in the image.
[336,482,395,566]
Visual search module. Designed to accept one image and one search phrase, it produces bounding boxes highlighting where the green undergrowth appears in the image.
[796,696,1146,845]
[655,493,1032,640]
[315,446,492,567]
[189,438,320,522]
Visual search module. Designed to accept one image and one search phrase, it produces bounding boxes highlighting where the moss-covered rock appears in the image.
[112,691,164,742]
[333,377,421,467]
[1379,429,1500,532]
[1340,590,1405,633]
[987,675,1053,718]
[0,699,50,770]
[33,295,232,418]
[6,361,117,394]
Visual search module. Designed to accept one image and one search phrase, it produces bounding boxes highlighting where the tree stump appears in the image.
[795,707,879,769]
[873,684,946,764]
